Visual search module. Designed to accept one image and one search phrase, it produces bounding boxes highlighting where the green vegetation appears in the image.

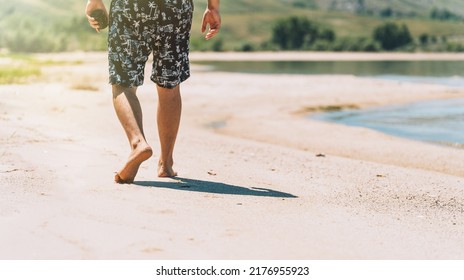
[269,18,413,52]
[271,17,334,50]
[430,7,462,21]
[0,54,41,84]
[0,53,80,84]
[0,0,108,52]
[0,66,41,84]
[301,104,360,113]
[1,0,464,53]
[373,22,412,50]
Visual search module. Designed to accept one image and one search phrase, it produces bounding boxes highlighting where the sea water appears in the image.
[195,60,464,146]
[194,60,464,77]
[312,98,464,147]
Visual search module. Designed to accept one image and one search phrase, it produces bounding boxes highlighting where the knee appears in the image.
[157,85,181,101]
[112,85,137,98]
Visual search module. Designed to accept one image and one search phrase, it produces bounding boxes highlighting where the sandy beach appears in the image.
[1,52,464,259]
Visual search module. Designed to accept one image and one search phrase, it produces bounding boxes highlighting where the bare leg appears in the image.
[112,85,153,183]
[157,85,182,177]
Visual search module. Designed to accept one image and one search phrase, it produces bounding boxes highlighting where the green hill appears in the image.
[1,0,464,52]
[318,0,464,16]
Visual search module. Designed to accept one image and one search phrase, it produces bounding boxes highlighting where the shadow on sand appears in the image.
[134,177,297,198]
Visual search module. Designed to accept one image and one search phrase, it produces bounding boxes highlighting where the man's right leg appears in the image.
[113,85,153,183]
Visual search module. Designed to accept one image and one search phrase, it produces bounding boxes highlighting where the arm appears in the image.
[201,0,221,40]
[85,0,108,33]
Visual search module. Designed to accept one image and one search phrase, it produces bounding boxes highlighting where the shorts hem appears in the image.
[109,80,144,88]
[151,75,190,89]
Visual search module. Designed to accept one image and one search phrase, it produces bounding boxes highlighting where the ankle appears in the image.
[158,158,173,167]
[130,138,148,150]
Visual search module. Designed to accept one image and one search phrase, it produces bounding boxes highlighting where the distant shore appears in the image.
[34,51,464,63]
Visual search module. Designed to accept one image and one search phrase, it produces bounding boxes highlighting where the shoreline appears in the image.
[190,51,464,61]
[1,52,464,259]
[33,51,464,63]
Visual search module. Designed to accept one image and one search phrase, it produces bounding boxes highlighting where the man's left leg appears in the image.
[156,85,182,177]
[150,0,193,177]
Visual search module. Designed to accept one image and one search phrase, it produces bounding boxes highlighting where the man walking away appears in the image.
[85,0,221,183]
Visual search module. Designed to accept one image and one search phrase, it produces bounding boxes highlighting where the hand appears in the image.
[201,8,221,40]
[85,0,108,33]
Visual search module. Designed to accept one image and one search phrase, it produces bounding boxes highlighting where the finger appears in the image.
[87,16,99,26]
[90,23,101,29]
[86,15,97,23]
[205,31,216,40]
[201,21,207,33]
[86,16,100,26]
[206,29,217,37]
[206,26,220,39]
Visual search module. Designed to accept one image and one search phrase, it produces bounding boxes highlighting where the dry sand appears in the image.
[1,52,464,259]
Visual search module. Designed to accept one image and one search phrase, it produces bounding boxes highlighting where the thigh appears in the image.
[108,0,154,87]
[151,0,194,89]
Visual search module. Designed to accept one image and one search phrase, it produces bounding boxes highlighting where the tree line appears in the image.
[269,16,464,52]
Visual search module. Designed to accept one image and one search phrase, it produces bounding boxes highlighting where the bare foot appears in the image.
[158,160,177,178]
[115,143,153,184]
